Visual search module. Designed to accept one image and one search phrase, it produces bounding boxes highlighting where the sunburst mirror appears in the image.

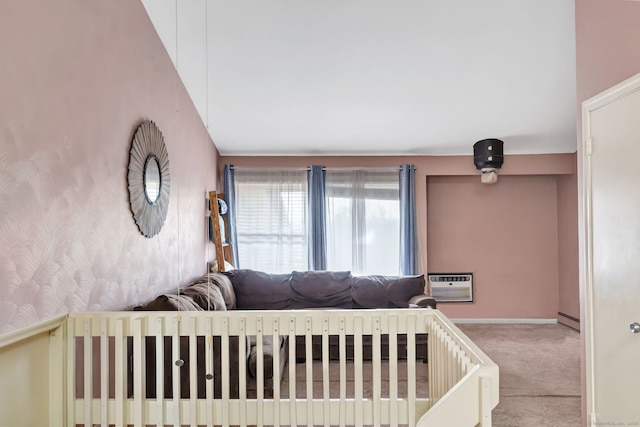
[127,120,171,237]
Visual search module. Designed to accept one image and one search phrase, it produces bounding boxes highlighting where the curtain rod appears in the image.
[228,166,403,172]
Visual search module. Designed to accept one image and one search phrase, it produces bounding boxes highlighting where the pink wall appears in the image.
[222,153,576,319]
[576,0,640,104]
[0,0,218,334]
[427,175,559,319]
[557,172,579,324]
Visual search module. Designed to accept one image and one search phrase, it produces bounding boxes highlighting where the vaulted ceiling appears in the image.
[142,0,577,156]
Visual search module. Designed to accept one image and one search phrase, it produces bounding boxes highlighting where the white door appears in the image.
[583,73,640,424]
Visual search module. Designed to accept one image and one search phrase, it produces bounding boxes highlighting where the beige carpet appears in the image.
[458,323,581,427]
[277,323,580,426]
[279,359,429,399]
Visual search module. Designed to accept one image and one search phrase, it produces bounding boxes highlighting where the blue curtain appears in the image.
[399,164,418,275]
[308,165,327,270]
[223,164,239,267]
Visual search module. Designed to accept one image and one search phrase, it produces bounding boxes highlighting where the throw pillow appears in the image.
[351,274,425,308]
[290,270,352,309]
[223,269,291,309]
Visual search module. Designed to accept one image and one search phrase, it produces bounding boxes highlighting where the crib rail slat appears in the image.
[188,317,197,427]
[372,316,382,427]
[221,317,230,427]
[407,315,417,427]
[272,317,281,427]
[256,316,264,427]
[100,319,108,427]
[305,316,313,427]
[154,317,165,427]
[239,316,248,427]
[83,319,92,425]
[339,316,347,427]
[354,315,364,427]
[205,318,213,427]
[322,316,330,427]
[133,317,144,427]
[171,316,181,425]
[389,316,399,427]
[115,318,125,427]
[288,316,297,427]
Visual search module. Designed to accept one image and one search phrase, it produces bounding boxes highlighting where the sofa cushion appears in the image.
[223,269,291,309]
[208,272,237,310]
[181,281,227,311]
[351,274,426,308]
[290,270,352,309]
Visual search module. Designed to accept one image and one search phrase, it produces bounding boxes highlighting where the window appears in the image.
[230,166,406,275]
[233,169,308,273]
[325,170,400,275]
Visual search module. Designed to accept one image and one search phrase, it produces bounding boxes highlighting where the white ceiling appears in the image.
[142,0,577,156]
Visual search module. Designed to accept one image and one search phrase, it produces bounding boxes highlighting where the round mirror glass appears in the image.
[144,154,161,205]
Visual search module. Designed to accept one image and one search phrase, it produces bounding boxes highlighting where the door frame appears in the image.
[581,72,640,423]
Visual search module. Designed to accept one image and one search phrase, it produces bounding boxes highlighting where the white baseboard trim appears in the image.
[451,318,558,325]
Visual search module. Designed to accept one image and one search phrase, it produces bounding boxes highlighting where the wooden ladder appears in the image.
[209,190,232,272]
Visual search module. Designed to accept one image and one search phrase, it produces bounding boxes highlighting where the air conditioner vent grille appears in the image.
[428,273,474,303]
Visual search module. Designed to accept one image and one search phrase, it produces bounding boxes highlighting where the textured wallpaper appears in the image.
[0,0,218,334]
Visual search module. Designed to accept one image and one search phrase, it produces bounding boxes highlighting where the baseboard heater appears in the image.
[428,273,474,303]
[558,312,580,331]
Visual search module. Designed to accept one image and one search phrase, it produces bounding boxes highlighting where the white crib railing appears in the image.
[422,312,499,427]
[0,309,498,427]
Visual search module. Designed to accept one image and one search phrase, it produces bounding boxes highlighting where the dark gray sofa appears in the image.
[223,269,436,369]
[133,269,436,399]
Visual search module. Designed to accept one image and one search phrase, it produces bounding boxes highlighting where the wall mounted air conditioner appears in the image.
[428,273,474,303]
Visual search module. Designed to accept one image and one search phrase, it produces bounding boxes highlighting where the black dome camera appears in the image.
[473,139,504,184]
